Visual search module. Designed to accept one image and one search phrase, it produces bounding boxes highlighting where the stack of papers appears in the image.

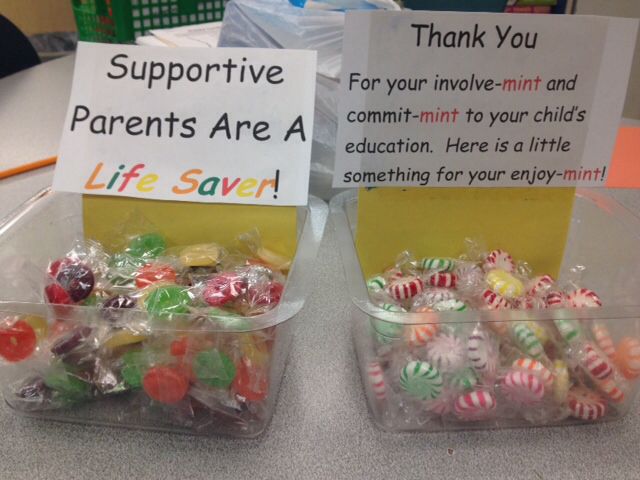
[136,22,222,48]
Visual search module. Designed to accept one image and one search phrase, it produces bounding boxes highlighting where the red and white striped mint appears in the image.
[582,343,613,379]
[513,295,546,310]
[481,289,511,310]
[501,371,545,406]
[591,323,616,359]
[596,378,625,404]
[484,249,514,273]
[527,275,554,297]
[567,387,606,421]
[386,276,424,301]
[426,395,452,416]
[367,361,386,401]
[383,268,404,281]
[412,288,455,308]
[567,288,602,308]
[545,291,567,309]
[427,272,457,289]
[454,391,496,421]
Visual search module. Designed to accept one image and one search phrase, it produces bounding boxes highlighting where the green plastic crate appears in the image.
[72,0,226,44]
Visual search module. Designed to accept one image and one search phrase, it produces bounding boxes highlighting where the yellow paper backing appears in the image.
[355,187,575,279]
[82,195,298,258]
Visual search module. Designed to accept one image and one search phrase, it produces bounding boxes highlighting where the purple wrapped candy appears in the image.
[56,263,95,302]
[100,295,136,322]
[51,326,93,357]
[17,376,50,400]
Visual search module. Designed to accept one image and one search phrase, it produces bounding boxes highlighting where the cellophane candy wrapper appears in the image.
[0,228,291,436]
[360,241,640,429]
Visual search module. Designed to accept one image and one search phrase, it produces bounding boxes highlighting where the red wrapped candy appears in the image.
[0,319,37,362]
[202,273,247,307]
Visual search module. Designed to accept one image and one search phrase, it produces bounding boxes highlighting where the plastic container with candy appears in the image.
[330,189,640,432]
[0,189,327,437]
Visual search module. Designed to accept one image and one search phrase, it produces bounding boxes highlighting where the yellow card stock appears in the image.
[355,187,575,279]
[83,195,298,258]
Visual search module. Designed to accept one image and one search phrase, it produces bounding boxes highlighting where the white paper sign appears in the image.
[54,42,317,206]
[333,12,638,188]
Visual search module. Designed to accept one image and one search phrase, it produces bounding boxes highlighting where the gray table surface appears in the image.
[1,55,640,480]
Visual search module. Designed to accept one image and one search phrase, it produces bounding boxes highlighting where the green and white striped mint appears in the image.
[370,305,404,344]
[554,318,583,344]
[381,303,404,312]
[400,360,443,400]
[511,322,544,359]
[449,367,478,391]
[433,299,467,312]
[419,257,455,272]
[366,276,386,292]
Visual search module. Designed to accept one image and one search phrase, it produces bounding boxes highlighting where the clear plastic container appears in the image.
[0,189,327,437]
[331,189,640,432]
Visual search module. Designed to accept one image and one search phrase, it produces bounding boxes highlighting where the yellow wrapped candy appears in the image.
[240,335,271,367]
[103,330,147,350]
[485,269,524,298]
[524,320,550,345]
[256,247,291,272]
[179,243,222,267]
[553,360,570,404]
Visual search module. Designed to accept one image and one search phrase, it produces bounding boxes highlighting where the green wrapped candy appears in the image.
[144,286,191,318]
[44,365,91,402]
[108,253,146,286]
[126,233,166,259]
[206,308,251,331]
[121,351,147,389]
[81,294,100,307]
[194,349,236,388]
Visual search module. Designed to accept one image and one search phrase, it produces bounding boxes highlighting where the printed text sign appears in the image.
[54,42,317,205]
[334,12,638,187]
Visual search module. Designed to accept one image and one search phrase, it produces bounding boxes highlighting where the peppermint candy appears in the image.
[591,323,616,359]
[420,257,455,272]
[481,289,511,310]
[510,322,544,359]
[512,358,553,387]
[527,275,554,297]
[467,328,494,374]
[386,276,424,301]
[485,269,524,299]
[501,370,545,406]
[546,291,567,308]
[367,361,386,400]
[454,391,496,421]
[366,276,386,292]
[426,333,466,373]
[484,249,514,273]
[567,288,602,308]
[582,343,613,379]
[567,387,606,421]
[597,378,625,404]
[433,299,467,312]
[405,324,439,347]
[400,360,443,400]
[427,272,457,289]
[552,360,570,405]
[554,318,583,344]
[450,367,478,391]
[616,337,640,379]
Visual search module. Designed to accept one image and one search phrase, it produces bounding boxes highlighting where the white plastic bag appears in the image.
[219,0,399,199]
